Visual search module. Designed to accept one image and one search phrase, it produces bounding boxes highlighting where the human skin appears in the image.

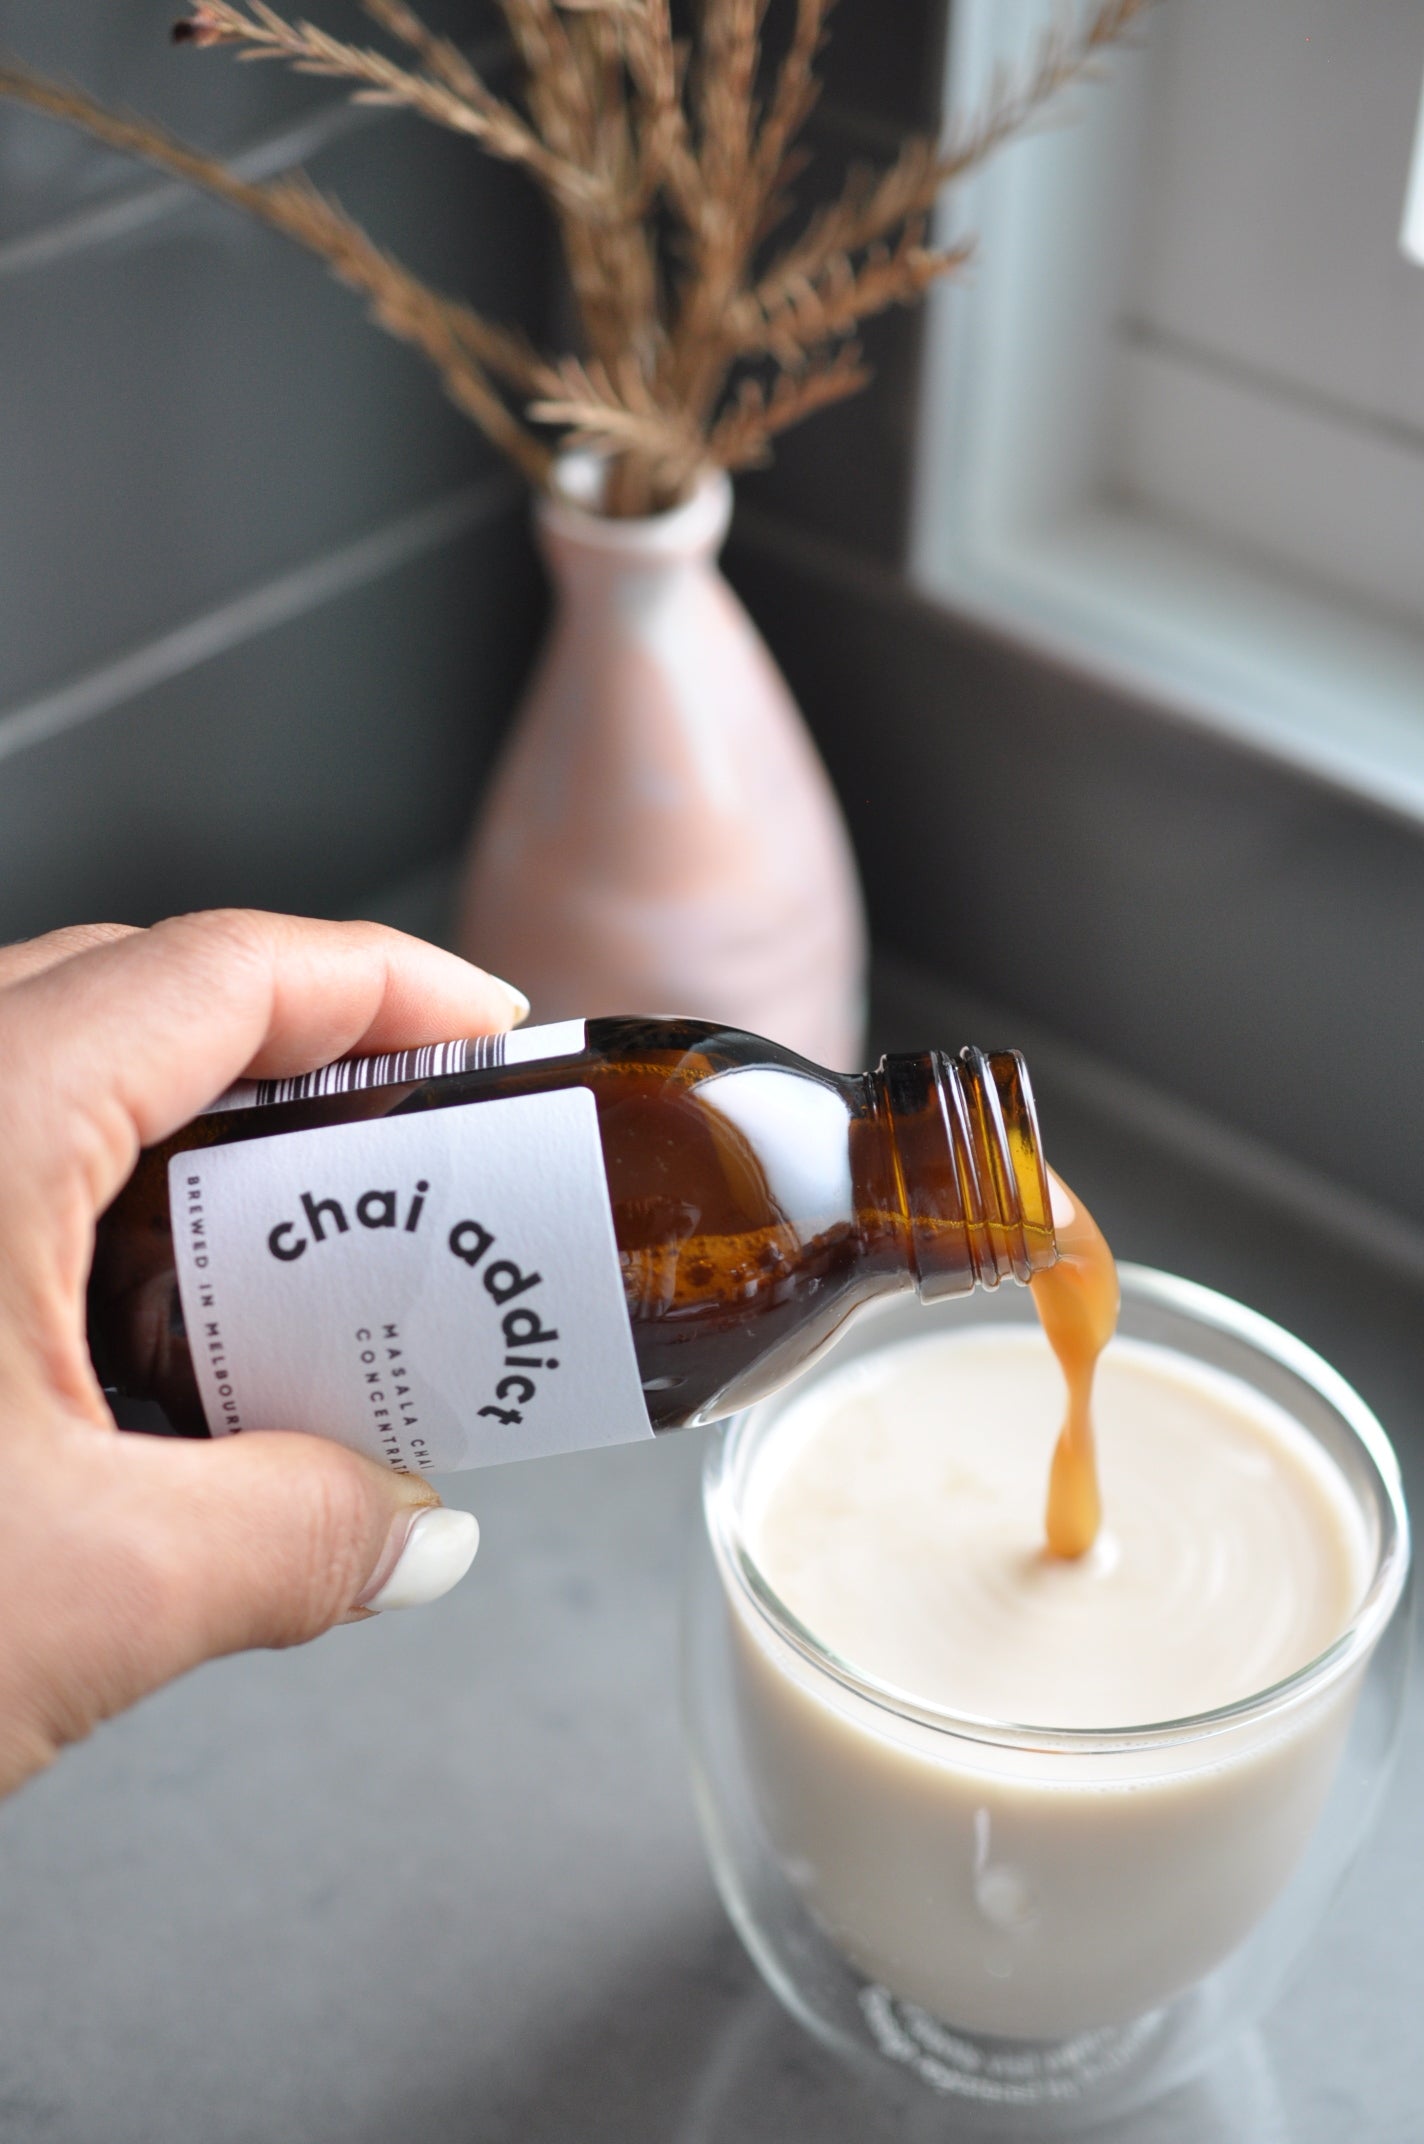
[0,909,526,1798]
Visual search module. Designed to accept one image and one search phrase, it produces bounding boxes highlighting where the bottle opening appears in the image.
[882,1048,1056,1301]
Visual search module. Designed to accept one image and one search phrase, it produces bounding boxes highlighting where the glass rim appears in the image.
[705,1263,1412,1756]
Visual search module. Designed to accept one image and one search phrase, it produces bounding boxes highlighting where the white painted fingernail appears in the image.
[493,976,531,1026]
[362,1508,480,1612]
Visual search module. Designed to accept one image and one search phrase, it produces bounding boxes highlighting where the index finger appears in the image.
[0,923,140,992]
[0,909,529,1215]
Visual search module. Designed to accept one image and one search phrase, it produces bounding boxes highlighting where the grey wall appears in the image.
[735,0,947,562]
[0,0,939,944]
[725,511,1424,1239]
[0,0,549,941]
[9,2,1414,1244]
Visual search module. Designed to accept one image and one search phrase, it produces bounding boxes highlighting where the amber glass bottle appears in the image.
[88,1018,1057,1476]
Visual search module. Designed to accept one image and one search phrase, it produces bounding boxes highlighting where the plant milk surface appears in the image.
[744,1328,1369,1729]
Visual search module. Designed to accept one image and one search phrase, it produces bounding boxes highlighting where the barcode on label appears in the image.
[207,1018,587,1114]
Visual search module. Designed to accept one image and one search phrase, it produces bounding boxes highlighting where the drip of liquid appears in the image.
[1031,1174,1120,1560]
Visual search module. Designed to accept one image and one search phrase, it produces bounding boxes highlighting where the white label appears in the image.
[207,1020,587,1114]
[168,1085,650,1473]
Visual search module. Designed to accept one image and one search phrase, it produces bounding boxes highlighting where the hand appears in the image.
[0,909,527,1798]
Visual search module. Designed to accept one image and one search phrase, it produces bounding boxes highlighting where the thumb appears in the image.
[116,1431,482,1653]
[21,1426,478,1771]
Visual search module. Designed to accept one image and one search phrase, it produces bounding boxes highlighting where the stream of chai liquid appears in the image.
[1030,1174,1121,1560]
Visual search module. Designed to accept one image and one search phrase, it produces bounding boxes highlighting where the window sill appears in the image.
[919,497,1424,832]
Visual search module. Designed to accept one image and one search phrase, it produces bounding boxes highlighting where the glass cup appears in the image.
[682,1266,1411,2134]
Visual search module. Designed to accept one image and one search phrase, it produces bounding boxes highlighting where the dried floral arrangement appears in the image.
[0,0,1148,517]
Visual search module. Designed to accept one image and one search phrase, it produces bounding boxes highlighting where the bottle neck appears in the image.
[875,1049,1057,1299]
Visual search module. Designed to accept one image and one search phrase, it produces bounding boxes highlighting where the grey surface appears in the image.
[1,959,1420,2144]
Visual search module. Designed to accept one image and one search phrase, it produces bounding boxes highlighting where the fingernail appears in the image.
[359,1507,480,1612]
[493,976,531,1027]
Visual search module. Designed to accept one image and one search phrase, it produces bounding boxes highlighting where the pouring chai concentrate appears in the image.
[693,1109,1403,2055]
[1033,1174,1119,1560]
[714,1260,1384,2044]
[743,1180,1367,1733]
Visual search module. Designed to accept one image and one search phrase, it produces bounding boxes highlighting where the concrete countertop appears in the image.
[1,963,1419,2144]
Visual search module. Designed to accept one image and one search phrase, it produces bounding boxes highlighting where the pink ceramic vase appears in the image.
[456,459,868,1068]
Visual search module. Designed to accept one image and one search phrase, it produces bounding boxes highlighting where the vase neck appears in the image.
[537,461,732,590]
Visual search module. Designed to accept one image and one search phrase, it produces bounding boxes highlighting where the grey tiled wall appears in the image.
[5,15,1412,1240]
[0,0,546,942]
[0,1,937,945]
[737,2,948,561]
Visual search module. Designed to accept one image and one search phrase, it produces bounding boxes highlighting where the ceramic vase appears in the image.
[456,457,867,1069]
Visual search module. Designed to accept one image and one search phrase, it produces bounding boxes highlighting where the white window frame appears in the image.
[910,0,1424,824]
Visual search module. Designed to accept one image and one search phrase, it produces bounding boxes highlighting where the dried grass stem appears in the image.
[0,0,1153,511]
